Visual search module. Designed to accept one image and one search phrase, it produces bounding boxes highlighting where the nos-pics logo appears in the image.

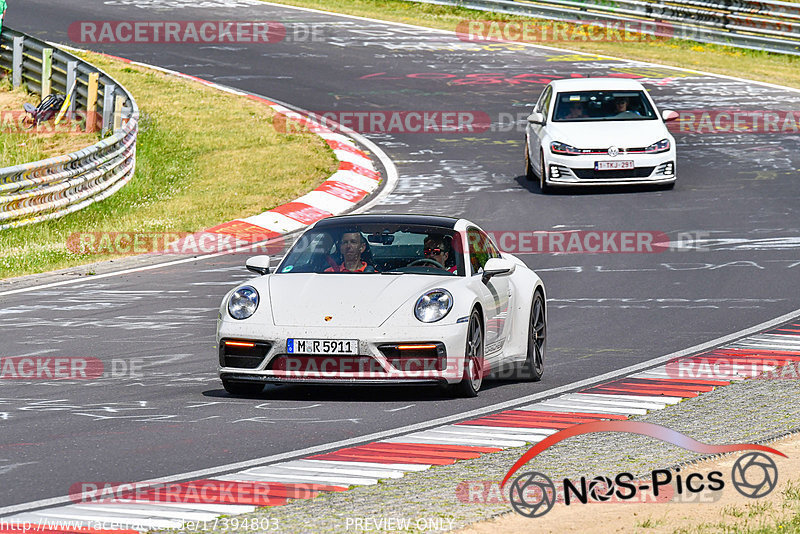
[503,421,783,518]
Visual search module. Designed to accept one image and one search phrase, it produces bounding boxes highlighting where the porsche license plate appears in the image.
[287,339,358,355]
[595,160,634,171]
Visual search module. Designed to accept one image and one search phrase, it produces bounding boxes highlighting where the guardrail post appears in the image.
[41,48,53,96]
[87,73,99,133]
[102,84,115,136]
[113,95,124,132]
[12,36,23,88]
[66,61,78,116]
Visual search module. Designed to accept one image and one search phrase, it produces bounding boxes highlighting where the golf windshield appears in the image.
[276,224,463,275]
[553,90,657,122]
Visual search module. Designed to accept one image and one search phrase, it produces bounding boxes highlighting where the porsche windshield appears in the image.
[276,224,463,275]
[553,90,657,122]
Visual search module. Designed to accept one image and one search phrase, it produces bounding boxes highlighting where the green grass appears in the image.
[266,0,800,90]
[0,51,337,279]
[671,478,800,533]
[0,77,99,166]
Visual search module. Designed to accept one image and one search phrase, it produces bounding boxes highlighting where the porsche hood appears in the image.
[268,274,448,327]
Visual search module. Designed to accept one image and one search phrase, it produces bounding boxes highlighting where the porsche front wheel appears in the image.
[454,310,484,398]
[520,291,546,381]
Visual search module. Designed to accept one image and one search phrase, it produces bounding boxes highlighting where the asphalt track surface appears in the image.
[2,0,800,511]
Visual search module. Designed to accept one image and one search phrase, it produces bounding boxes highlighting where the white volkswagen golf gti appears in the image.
[525,78,678,191]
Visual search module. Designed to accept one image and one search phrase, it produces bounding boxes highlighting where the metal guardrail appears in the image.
[409,0,800,55]
[0,27,138,230]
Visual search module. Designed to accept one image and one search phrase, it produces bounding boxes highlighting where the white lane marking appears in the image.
[736,338,800,347]
[300,459,431,471]
[271,461,406,479]
[242,210,307,233]
[4,306,799,518]
[327,170,380,191]
[572,393,674,407]
[732,338,800,348]
[382,434,524,447]
[140,502,257,514]
[453,425,558,437]
[71,504,218,521]
[217,471,376,486]
[239,465,380,483]
[560,393,667,410]
[409,432,529,447]
[333,150,374,169]
[523,402,646,415]
[255,403,322,410]
[294,190,356,213]
[385,405,415,413]
[436,425,552,436]
[416,426,549,443]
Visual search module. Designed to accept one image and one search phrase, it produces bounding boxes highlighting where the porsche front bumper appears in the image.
[217,322,470,385]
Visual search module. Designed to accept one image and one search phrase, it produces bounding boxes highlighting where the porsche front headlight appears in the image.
[414,289,453,323]
[228,285,259,320]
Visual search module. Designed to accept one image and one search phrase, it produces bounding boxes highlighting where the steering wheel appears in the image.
[409,258,445,269]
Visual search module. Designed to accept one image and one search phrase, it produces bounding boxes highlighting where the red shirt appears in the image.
[325,261,369,273]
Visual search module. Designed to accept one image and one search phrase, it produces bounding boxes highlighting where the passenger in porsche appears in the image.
[325,231,376,273]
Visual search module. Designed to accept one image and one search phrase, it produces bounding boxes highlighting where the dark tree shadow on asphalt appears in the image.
[202,380,506,401]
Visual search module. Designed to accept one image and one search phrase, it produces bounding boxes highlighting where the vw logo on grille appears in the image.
[607,146,619,157]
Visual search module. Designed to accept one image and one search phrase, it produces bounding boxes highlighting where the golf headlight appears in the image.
[550,141,582,155]
[228,285,259,320]
[645,138,670,153]
[414,289,453,323]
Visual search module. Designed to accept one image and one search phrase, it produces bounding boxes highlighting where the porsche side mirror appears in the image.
[482,258,516,283]
[246,255,271,275]
[662,110,679,122]
[527,111,545,125]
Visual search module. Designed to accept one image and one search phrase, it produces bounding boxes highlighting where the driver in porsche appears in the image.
[423,234,457,273]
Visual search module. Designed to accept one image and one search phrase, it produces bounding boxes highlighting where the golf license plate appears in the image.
[287,339,358,355]
[595,160,634,171]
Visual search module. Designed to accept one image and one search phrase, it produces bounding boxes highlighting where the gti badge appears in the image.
[607,146,619,157]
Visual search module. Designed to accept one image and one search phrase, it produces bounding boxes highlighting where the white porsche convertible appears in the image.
[525,78,678,191]
[216,214,547,397]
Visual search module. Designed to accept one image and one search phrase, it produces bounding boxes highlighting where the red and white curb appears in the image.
[56,48,385,250]
[3,323,798,532]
